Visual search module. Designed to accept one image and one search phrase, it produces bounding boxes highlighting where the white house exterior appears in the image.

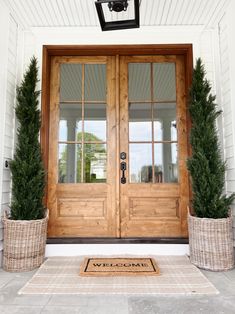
[0,0,235,265]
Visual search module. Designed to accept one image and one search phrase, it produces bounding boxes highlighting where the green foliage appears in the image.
[187,58,235,218]
[59,132,106,183]
[10,57,45,220]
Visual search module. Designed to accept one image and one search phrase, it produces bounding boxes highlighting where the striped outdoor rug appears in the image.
[18,255,219,295]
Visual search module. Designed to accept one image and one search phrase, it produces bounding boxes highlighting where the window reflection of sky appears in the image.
[59,120,67,142]
[84,121,106,141]
[129,122,151,141]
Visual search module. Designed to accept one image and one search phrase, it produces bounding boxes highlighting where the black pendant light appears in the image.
[95,0,140,31]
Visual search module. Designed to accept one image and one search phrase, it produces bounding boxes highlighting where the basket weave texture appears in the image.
[188,211,234,271]
[2,211,48,272]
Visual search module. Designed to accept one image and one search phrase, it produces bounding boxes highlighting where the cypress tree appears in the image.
[10,57,45,220]
[187,58,235,218]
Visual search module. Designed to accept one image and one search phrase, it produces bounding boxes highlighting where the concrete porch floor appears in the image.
[0,266,235,314]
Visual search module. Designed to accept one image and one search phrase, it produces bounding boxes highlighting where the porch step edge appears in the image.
[45,244,189,257]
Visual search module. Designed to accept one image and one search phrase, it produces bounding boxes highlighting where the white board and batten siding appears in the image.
[0,0,21,265]
[218,2,235,241]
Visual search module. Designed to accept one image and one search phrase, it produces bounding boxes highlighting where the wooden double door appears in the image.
[47,54,189,238]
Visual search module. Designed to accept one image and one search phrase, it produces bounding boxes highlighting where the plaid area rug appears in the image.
[18,255,219,295]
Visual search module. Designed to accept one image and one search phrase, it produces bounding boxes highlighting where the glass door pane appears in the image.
[58,63,107,183]
[128,62,178,183]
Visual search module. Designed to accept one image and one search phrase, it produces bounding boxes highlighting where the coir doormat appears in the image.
[79,258,160,276]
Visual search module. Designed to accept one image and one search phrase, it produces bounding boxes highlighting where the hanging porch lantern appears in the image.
[95,0,140,31]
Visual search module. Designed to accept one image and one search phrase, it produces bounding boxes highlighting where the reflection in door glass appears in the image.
[58,144,82,183]
[59,103,82,141]
[58,63,107,184]
[84,103,106,142]
[129,144,152,183]
[85,64,106,101]
[153,103,177,141]
[171,120,177,141]
[60,64,82,101]
[59,120,67,142]
[153,63,176,101]
[128,63,151,101]
[154,120,163,142]
[154,143,178,183]
[84,144,107,183]
[129,103,152,141]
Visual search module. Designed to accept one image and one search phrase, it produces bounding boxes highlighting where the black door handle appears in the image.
[120,162,126,184]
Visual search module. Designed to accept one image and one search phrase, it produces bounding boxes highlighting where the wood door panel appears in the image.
[58,198,106,218]
[129,197,179,219]
[56,184,107,197]
[119,55,189,238]
[47,56,117,237]
[51,219,110,237]
[127,184,179,197]
[121,220,182,237]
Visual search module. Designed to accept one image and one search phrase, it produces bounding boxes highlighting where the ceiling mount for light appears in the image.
[108,1,128,12]
[95,0,140,31]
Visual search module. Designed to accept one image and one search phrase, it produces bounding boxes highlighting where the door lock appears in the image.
[120,152,126,160]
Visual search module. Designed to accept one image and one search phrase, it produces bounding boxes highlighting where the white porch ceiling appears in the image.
[4,0,230,30]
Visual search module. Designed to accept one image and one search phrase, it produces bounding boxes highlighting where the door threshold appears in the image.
[47,237,188,244]
[45,243,189,257]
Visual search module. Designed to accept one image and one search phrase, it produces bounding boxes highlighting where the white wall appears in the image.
[218,1,235,240]
[0,0,23,266]
[0,0,10,266]
[24,25,203,69]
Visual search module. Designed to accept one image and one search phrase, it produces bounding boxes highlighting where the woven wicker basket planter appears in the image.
[2,211,48,272]
[188,211,234,271]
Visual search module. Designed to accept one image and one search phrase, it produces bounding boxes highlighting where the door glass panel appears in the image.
[84,144,107,183]
[85,64,106,101]
[129,103,152,141]
[129,144,152,183]
[153,63,176,101]
[154,120,163,142]
[58,144,82,183]
[84,103,106,142]
[171,121,177,141]
[60,64,82,101]
[59,103,82,141]
[129,63,151,101]
[58,63,107,183]
[154,143,178,183]
[59,120,67,142]
[153,103,177,141]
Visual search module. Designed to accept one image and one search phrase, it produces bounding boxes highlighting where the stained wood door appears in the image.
[47,56,117,237]
[119,55,189,237]
[47,54,189,238]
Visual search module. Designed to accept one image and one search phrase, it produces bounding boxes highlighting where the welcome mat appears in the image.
[18,255,219,295]
[80,258,160,276]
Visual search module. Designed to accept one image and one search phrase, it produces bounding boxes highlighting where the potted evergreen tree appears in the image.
[2,57,48,272]
[187,58,235,271]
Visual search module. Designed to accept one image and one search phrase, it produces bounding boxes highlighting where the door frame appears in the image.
[41,44,193,243]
